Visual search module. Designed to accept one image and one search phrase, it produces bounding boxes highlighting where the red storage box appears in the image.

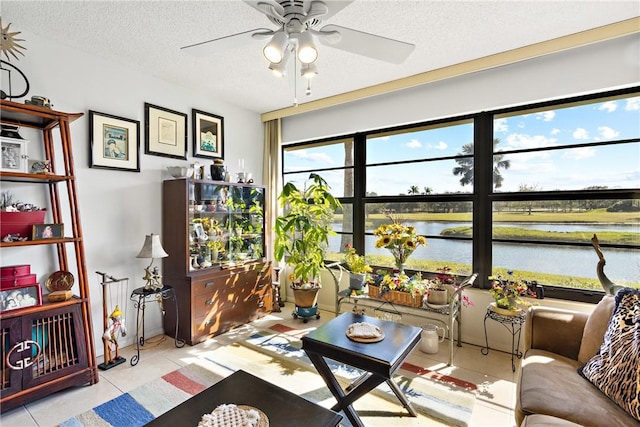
[0,264,31,277]
[1,274,37,289]
[0,211,46,239]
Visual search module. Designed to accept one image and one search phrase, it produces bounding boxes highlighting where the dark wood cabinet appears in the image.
[0,101,97,412]
[162,179,272,345]
[1,302,91,406]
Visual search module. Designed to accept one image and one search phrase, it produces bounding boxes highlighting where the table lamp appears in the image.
[136,233,169,290]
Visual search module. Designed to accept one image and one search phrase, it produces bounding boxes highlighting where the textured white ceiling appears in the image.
[2,1,638,114]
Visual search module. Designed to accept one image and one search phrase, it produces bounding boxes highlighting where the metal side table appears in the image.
[129,284,185,366]
[481,305,527,372]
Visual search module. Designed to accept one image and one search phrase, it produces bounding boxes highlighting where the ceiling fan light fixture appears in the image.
[297,30,318,64]
[268,47,291,77]
[263,30,288,63]
[301,62,318,79]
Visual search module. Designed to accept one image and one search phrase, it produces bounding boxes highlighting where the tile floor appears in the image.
[1,303,519,427]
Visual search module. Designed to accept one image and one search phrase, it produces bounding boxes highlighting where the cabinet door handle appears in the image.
[205,298,214,305]
[205,281,216,288]
[7,340,41,370]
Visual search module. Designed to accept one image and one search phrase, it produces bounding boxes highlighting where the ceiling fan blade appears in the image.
[318,24,415,64]
[245,0,286,26]
[311,1,354,20]
[181,29,270,56]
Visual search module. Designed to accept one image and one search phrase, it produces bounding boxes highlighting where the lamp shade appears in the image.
[136,234,169,259]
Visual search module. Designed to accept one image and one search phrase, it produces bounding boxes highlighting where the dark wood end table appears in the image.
[146,369,343,427]
[301,312,422,427]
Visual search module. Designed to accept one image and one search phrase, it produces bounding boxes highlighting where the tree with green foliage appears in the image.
[452,138,511,189]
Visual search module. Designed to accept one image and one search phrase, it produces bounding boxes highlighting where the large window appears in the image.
[282,88,640,301]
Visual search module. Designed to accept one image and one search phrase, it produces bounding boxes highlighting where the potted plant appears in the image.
[427,266,456,305]
[342,243,372,290]
[274,173,341,308]
[488,271,534,315]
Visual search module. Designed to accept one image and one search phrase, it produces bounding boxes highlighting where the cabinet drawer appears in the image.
[191,275,229,296]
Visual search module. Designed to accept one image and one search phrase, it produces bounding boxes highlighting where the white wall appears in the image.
[1,30,264,356]
[282,34,640,142]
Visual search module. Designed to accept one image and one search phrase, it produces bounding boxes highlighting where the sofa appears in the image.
[516,293,639,426]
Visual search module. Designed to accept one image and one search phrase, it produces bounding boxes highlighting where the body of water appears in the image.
[330,221,639,283]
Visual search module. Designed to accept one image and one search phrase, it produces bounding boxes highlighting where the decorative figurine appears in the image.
[142,266,163,290]
[102,305,127,365]
[30,159,51,174]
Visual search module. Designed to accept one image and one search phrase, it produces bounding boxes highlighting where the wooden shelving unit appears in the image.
[0,100,98,413]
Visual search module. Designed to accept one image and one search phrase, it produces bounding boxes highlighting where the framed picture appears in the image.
[32,223,64,240]
[0,284,42,313]
[1,137,29,173]
[192,109,224,159]
[89,110,140,172]
[192,223,207,242]
[145,103,187,160]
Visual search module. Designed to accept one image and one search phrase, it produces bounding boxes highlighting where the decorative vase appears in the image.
[395,262,405,275]
[349,272,366,290]
[427,289,448,305]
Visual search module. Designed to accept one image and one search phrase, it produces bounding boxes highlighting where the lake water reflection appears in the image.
[330,221,639,284]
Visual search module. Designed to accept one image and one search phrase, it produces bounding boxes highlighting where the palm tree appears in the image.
[452,138,511,189]
[408,185,420,195]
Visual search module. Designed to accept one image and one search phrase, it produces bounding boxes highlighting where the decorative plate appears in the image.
[346,322,385,343]
[46,270,74,292]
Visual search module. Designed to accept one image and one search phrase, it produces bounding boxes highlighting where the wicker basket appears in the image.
[367,285,421,308]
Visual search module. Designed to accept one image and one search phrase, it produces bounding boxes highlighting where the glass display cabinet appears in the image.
[162,179,272,345]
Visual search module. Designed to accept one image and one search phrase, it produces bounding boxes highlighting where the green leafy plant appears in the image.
[343,243,372,274]
[274,173,341,285]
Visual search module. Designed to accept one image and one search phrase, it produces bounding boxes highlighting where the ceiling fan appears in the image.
[181,0,415,78]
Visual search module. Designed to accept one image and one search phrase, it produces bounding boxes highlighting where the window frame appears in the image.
[281,86,640,303]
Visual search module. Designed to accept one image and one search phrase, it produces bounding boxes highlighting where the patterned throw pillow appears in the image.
[579,288,639,421]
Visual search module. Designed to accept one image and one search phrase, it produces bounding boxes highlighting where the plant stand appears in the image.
[481,304,527,372]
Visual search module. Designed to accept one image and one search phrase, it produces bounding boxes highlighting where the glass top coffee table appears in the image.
[146,369,342,426]
[302,312,422,427]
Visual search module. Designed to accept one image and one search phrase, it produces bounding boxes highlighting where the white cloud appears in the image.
[563,147,596,160]
[494,118,508,132]
[288,149,334,165]
[427,141,447,150]
[598,126,619,139]
[406,138,422,149]
[550,128,560,135]
[572,128,589,140]
[598,101,617,113]
[505,133,556,150]
[536,111,555,121]
[625,97,640,111]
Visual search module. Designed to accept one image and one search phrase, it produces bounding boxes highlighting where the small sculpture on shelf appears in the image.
[143,265,163,290]
[102,305,127,366]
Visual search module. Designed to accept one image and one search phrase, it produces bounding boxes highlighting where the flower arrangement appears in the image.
[373,212,427,267]
[343,244,372,274]
[489,271,533,310]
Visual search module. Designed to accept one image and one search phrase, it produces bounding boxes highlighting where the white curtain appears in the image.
[262,118,281,267]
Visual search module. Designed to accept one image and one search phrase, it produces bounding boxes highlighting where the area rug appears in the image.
[60,323,476,427]
[234,323,477,427]
[58,360,228,427]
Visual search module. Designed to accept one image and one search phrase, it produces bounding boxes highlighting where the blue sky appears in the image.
[284,95,640,196]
